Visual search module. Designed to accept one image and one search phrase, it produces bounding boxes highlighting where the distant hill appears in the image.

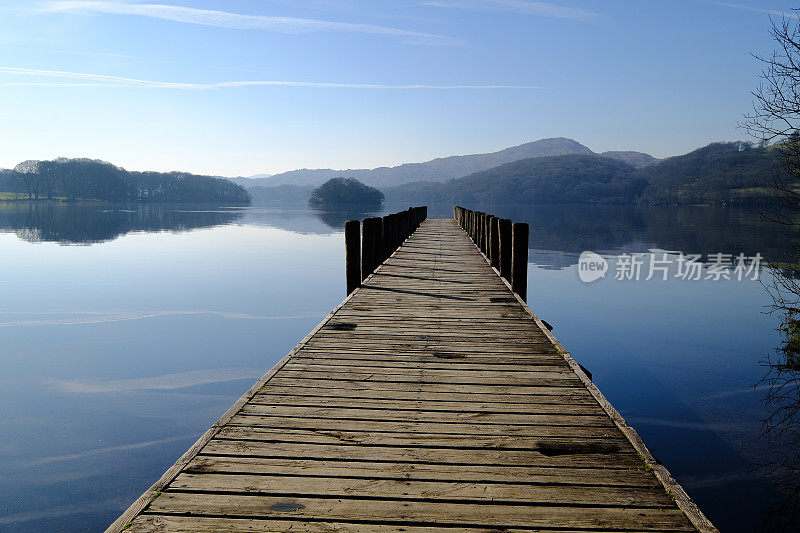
[385,155,646,204]
[636,142,780,206]
[252,138,598,188]
[308,178,384,207]
[601,151,659,168]
[227,175,273,188]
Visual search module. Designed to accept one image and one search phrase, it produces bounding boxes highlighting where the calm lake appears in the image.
[0,202,795,532]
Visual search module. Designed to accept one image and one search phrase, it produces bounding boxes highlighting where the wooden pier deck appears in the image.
[111,218,715,532]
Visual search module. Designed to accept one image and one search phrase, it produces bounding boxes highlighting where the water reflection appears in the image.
[2,203,791,264]
[440,204,796,266]
[0,203,243,245]
[310,205,383,230]
[755,304,800,530]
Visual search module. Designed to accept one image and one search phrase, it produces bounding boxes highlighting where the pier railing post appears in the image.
[361,217,377,281]
[345,220,361,295]
[478,212,484,248]
[499,218,512,282]
[484,214,490,255]
[489,216,499,269]
[511,222,529,302]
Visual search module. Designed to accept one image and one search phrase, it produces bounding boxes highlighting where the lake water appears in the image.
[0,202,795,532]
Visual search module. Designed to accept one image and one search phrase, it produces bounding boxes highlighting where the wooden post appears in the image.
[477,212,484,251]
[361,218,376,281]
[375,217,384,267]
[481,213,488,253]
[345,220,361,295]
[511,222,529,302]
[499,218,512,282]
[489,216,500,269]
[484,214,491,255]
[382,215,393,261]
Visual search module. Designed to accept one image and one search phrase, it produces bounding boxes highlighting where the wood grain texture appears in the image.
[110,218,713,532]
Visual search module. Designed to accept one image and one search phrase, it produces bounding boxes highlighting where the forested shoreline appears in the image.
[0,158,250,204]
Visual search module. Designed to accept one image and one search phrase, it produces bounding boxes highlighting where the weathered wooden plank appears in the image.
[249,394,604,413]
[238,404,610,426]
[200,439,639,468]
[125,515,687,533]
[214,426,629,450]
[273,370,581,386]
[225,415,624,437]
[143,493,696,531]
[185,455,662,487]
[254,385,596,403]
[267,377,584,392]
[289,355,568,369]
[167,473,676,507]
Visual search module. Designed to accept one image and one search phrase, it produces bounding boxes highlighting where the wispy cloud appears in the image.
[713,2,799,19]
[24,434,197,465]
[0,66,543,90]
[0,308,325,326]
[423,0,599,22]
[41,1,459,44]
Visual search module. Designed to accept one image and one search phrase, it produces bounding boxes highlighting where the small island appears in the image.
[308,177,384,207]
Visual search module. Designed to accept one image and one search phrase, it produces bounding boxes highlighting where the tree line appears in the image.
[0,158,250,204]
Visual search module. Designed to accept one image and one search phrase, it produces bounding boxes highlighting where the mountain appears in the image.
[384,155,645,205]
[254,138,597,188]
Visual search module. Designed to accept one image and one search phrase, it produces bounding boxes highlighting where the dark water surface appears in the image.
[0,202,794,532]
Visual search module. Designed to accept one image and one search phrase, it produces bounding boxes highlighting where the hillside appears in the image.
[635,142,780,206]
[2,158,251,204]
[384,142,782,206]
[385,155,646,204]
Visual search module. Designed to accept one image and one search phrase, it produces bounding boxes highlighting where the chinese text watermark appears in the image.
[578,251,762,283]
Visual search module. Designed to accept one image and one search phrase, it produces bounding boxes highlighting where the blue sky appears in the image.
[0,1,796,176]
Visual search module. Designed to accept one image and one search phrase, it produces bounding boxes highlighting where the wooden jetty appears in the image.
[110,209,716,532]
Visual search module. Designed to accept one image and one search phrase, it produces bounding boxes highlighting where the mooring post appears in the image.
[511,222,529,301]
[484,214,491,256]
[481,213,488,253]
[478,212,484,252]
[375,217,385,266]
[361,217,376,281]
[382,215,392,262]
[389,213,398,251]
[499,218,512,282]
[345,220,361,295]
[489,216,500,269]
